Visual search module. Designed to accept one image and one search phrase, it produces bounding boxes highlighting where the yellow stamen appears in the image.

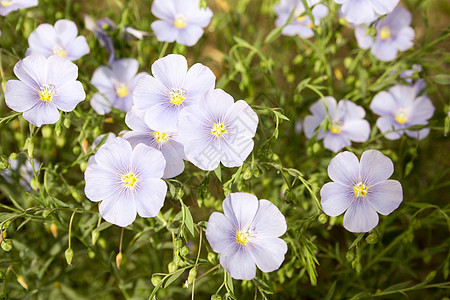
[236,231,250,245]
[122,172,138,188]
[115,83,129,98]
[211,123,226,137]
[0,0,12,7]
[330,122,342,134]
[307,23,314,29]
[296,16,306,22]
[39,84,55,102]
[154,131,169,142]
[395,109,408,124]
[379,26,391,40]
[170,89,186,106]
[353,182,368,197]
[53,46,67,57]
[174,15,186,28]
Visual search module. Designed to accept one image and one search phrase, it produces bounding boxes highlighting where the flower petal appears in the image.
[225,100,259,138]
[14,55,47,89]
[343,200,379,233]
[111,58,139,83]
[144,103,180,132]
[84,164,120,202]
[5,80,39,112]
[99,195,137,227]
[340,119,371,143]
[151,54,188,88]
[327,151,359,186]
[54,81,86,111]
[22,101,60,127]
[133,74,168,111]
[223,193,259,230]
[323,132,351,153]
[176,25,204,46]
[161,144,185,178]
[134,178,167,217]
[220,245,256,280]
[376,116,402,140]
[252,200,286,237]
[359,149,394,186]
[151,20,178,43]
[66,36,90,61]
[131,143,166,179]
[250,237,287,273]
[90,93,112,115]
[46,55,79,88]
[94,138,133,174]
[370,91,397,117]
[368,180,403,215]
[183,63,216,100]
[320,182,354,217]
[206,212,235,253]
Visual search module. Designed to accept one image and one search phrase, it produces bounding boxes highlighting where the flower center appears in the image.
[211,123,226,137]
[236,231,250,245]
[0,0,12,7]
[379,26,391,40]
[330,121,342,134]
[174,15,186,28]
[169,88,186,106]
[39,84,55,102]
[52,45,67,57]
[395,109,408,124]
[154,131,169,143]
[122,172,138,188]
[115,82,129,98]
[353,182,368,197]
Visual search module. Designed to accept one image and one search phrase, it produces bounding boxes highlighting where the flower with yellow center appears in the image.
[170,89,186,106]
[52,46,67,57]
[122,172,138,188]
[353,182,368,197]
[174,15,186,28]
[395,109,408,124]
[154,131,169,143]
[236,231,250,245]
[379,26,392,40]
[115,82,129,98]
[330,121,342,134]
[211,123,226,137]
[0,0,12,7]
[39,84,55,102]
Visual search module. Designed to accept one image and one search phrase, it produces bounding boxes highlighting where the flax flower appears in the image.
[321,150,403,232]
[84,137,167,227]
[5,55,86,127]
[335,0,399,25]
[0,0,37,16]
[206,193,287,280]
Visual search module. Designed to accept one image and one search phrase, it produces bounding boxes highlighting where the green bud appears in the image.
[177,188,185,198]
[180,246,189,257]
[2,221,11,229]
[73,146,80,155]
[91,230,100,245]
[65,248,74,265]
[425,271,436,282]
[0,155,10,170]
[1,239,12,252]
[207,252,217,264]
[346,251,354,262]
[173,254,182,266]
[55,126,62,137]
[25,138,34,158]
[41,126,52,138]
[8,153,17,161]
[168,261,178,273]
[199,0,207,9]
[88,250,95,259]
[30,178,39,191]
[63,118,71,129]
[80,161,88,172]
[365,233,378,244]
[187,267,197,284]
[98,238,107,249]
[56,136,65,147]
[173,237,183,249]
[151,276,162,287]
[211,295,222,300]
[318,214,328,224]
[242,168,252,180]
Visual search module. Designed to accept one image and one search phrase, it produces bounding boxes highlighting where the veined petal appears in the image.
[99,194,137,227]
[320,182,354,217]
[14,55,47,89]
[90,93,112,115]
[370,91,397,117]
[206,212,235,253]
[252,200,286,237]
[144,103,180,132]
[22,101,60,127]
[133,75,168,111]
[176,25,204,46]
[183,63,216,100]
[27,24,57,58]
[46,55,79,88]
[340,119,370,143]
[151,20,178,43]
[250,237,287,273]
[221,138,254,168]
[161,144,185,178]
[94,138,133,174]
[125,108,149,132]
[225,100,259,138]
[131,144,166,179]
[151,54,188,89]
[66,36,90,61]
[111,58,139,83]
[84,164,120,202]
[5,80,39,112]
[343,200,379,233]
[54,19,78,47]
[220,244,256,280]
[134,178,167,217]
[327,151,359,186]
[376,117,402,140]
[91,66,116,93]
[223,193,259,230]
[359,149,394,186]
[323,132,351,153]
[54,81,86,111]
[151,0,176,20]
[368,180,403,215]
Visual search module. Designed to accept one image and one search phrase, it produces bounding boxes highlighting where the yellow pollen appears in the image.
[330,122,342,134]
[296,16,306,22]
[174,15,186,28]
[116,83,129,98]
[307,23,314,29]
[211,123,226,137]
[395,110,408,124]
[379,26,391,40]
[53,46,67,57]
[0,0,12,7]
[39,84,55,102]
[154,131,169,142]
[122,172,138,188]
[353,182,368,197]
[236,231,250,245]
[170,89,185,106]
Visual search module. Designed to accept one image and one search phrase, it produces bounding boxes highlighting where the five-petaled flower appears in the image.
[303,97,370,153]
[370,84,434,140]
[321,150,403,233]
[26,19,90,61]
[151,0,213,46]
[5,55,86,127]
[206,192,288,280]
[178,89,258,171]
[133,54,216,132]
[84,137,167,227]
[335,0,399,25]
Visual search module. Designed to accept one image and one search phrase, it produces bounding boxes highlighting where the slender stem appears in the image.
[119,227,124,253]
[68,209,79,249]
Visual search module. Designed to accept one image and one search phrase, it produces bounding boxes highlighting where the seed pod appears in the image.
[65,248,74,265]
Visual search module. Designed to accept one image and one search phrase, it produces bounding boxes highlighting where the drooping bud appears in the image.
[116,252,123,269]
[151,276,162,287]
[187,267,197,285]
[17,275,28,290]
[1,239,12,252]
[65,248,74,265]
[50,223,58,238]
[81,139,89,155]
[168,262,178,273]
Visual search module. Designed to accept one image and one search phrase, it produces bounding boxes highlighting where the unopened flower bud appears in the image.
[1,239,12,252]
[65,248,74,265]
[116,252,123,269]
[17,275,28,290]
[173,238,183,249]
[25,138,34,158]
[318,214,328,224]
[365,233,378,244]
[180,246,189,257]
[151,276,162,287]
[168,262,178,273]
[187,267,197,284]
[91,230,100,245]
[81,139,89,155]
[207,252,217,264]
[50,222,58,238]
[63,118,71,129]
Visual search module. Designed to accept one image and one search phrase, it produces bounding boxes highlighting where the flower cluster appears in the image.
[335,0,399,25]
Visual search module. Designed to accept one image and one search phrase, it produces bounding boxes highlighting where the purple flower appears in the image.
[370,84,434,140]
[0,155,40,192]
[321,150,403,233]
[178,89,258,171]
[400,64,426,95]
[5,55,86,127]
[84,137,167,227]
[122,109,186,179]
[335,0,399,25]
[133,54,216,132]
[26,20,90,61]
[0,0,37,16]
[303,97,370,153]
[91,58,147,114]
[206,193,287,280]
[274,0,329,39]
[151,0,213,46]
[354,6,414,61]
[84,15,115,63]
[87,132,117,166]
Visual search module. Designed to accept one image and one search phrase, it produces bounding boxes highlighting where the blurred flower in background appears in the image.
[0,155,40,192]
[335,0,399,25]
[84,15,116,63]
[0,0,37,16]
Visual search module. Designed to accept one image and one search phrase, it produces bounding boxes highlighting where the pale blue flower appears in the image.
[5,55,86,127]
[0,0,37,16]
[274,0,329,39]
[303,97,370,153]
[84,137,167,227]
[206,193,287,280]
[178,89,258,171]
[87,132,117,166]
[91,58,147,114]
[321,150,403,233]
[26,20,90,61]
[0,155,40,192]
[123,108,186,179]
[133,54,216,132]
[84,15,115,63]
[400,64,426,96]
[335,0,399,25]
[354,6,414,61]
[370,84,434,140]
[151,0,213,46]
